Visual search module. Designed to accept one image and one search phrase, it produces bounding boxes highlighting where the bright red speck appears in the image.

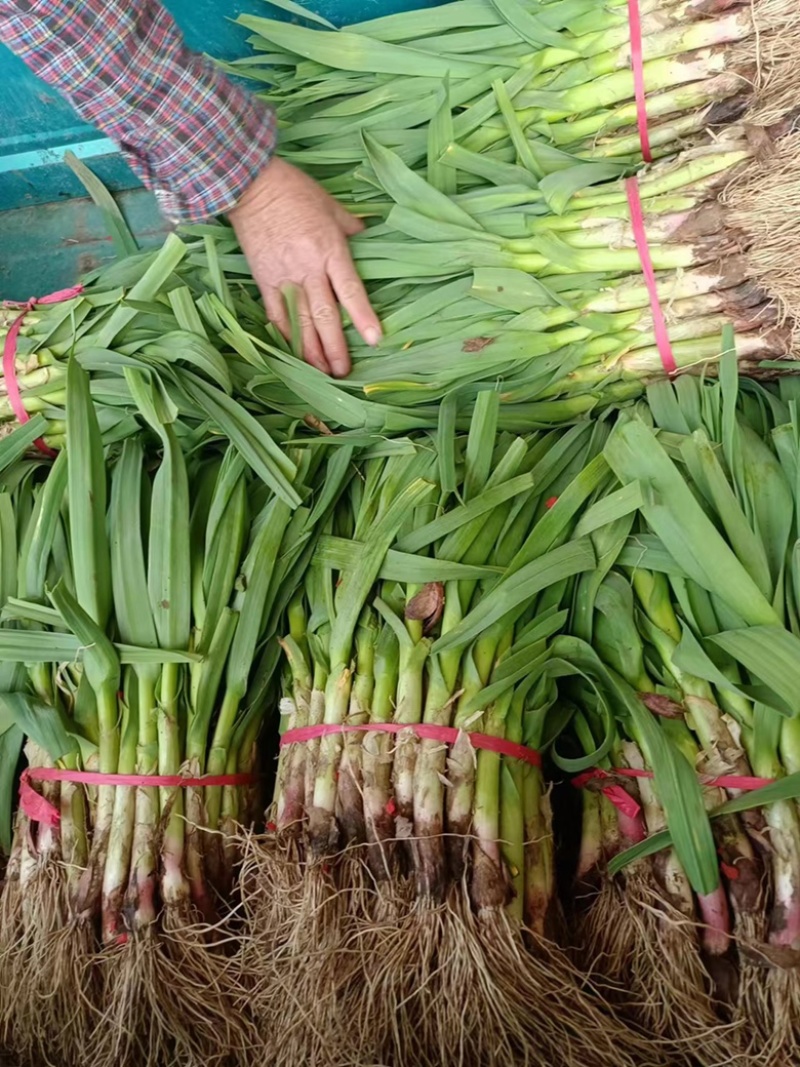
[545,497,558,509]
[720,862,740,881]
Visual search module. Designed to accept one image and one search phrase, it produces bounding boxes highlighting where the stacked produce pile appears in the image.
[240,394,661,1067]
[7,300,800,1067]
[230,0,796,180]
[200,0,800,427]
[0,340,357,1065]
[3,0,800,1065]
[557,353,800,1064]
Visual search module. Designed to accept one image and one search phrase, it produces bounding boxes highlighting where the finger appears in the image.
[328,249,382,348]
[334,203,365,237]
[306,274,351,378]
[263,287,291,342]
[294,287,330,375]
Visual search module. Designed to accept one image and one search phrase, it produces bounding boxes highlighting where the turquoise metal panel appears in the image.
[0,191,170,302]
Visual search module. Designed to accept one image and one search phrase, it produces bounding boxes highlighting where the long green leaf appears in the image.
[711,626,800,716]
[604,417,780,627]
[180,374,301,508]
[125,371,191,650]
[434,538,595,653]
[0,417,50,475]
[66,356,111,626]
[110,438,158,649]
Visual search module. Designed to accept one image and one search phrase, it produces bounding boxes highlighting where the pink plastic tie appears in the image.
[281,722,541,767]
[19,766,257,826]
[627,0,651,162]
[572,767,642,821]
[573,765,775,820]
[626,176,676,374]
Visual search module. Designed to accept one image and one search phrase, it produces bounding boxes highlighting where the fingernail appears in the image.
[364,326,382,346]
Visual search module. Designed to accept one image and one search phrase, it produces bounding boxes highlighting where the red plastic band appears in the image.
[20,765,257,827]
[573,765,775,820]
[611,766,775,792]
[626,0,651,162]
[2,286,83,457]
[572,767,643,821]
[280,722,541,768]
[626,176,676,374]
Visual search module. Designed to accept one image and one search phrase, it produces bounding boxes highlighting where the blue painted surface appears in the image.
[0,0,433,297]
[0,191,171,301]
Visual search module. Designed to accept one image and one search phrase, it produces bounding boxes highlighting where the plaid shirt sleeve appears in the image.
[0,0,277,222]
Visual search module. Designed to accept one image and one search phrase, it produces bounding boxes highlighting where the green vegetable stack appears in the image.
[0,354,347,1067]
[194,0,800,430]
[557,352,800,1063]
[239,395,665,1067]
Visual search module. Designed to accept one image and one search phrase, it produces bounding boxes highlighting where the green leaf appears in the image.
[24,450,68,603]
[64,152,138,259]
[427,77,457,196]
[125,371,191,650]
[0,496,17,611]
[90,234,187,349]
[109,438,158,650]
[492,76,543,179]
[330,477,435,664]
[363,131,484,231]
[604,417,780,627]
[315,535,502,582]
[679,430,773,600]
[198,472,248,655]
[436,392,458,496]
[226,498,294,699]
[397,473,534,554]
[554,637,719,895]
[489,0,569,48]
[180,374,301,508]
[0,692,78,763]
[464,388,500,501]
[0,724,23,851]
[238,16,486,77]
[710,626,800,716]
[142,333,233,393]
[610,772,800,875]
[0,416,50,475]
[539,162,627,215]
[573,481,643,538]
[48,581,120,694]
[66,356,111,627]
[434,538,596,653]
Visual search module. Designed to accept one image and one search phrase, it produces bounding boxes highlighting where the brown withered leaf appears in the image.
[462,336,495,353]
[405,582,445,633]
[738,940,800,970]
[579,773,639,798]
[638,692,685,719]
[303,413,334,435]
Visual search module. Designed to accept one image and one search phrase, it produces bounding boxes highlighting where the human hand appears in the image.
[227,156,381,377]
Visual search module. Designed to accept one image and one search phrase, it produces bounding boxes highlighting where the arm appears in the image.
[0,0,380,374]
[0,0,276,221]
